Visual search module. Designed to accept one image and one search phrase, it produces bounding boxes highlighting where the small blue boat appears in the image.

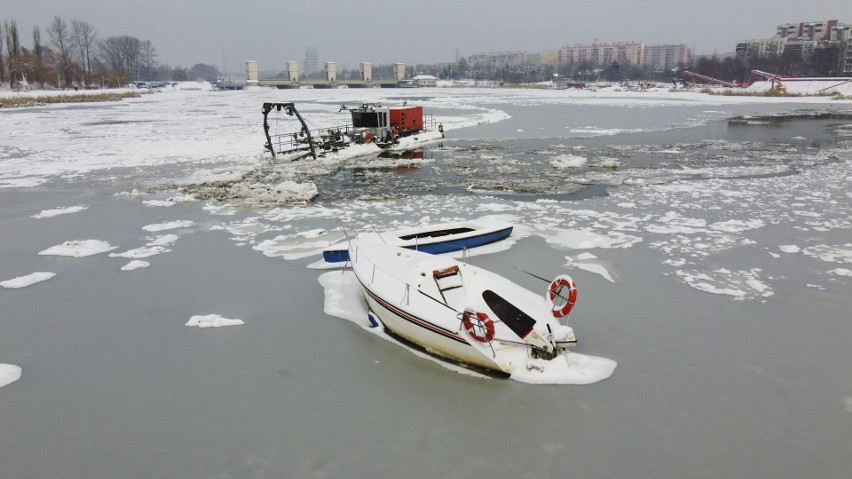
[323,219,513,263]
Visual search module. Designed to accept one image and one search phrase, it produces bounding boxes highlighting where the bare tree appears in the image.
[139,40,157,81]
[0,23,5,85]
[71,19,96,86]
[5,20,22,87]
[48,16,75,86]
[97,35,141,83]
[32,26,44,61]
[5,20,21,56]
[30,26,47,87]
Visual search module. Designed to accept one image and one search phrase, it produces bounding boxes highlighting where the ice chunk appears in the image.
[121,260,150,271]
[1,272,56,289]
[186,314,245,328]
[31,205,88,219]
[0,364,22,388]
[38,240,117,257]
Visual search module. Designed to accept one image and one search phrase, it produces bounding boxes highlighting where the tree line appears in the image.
[338,47,843,85]
[0,16,221,89]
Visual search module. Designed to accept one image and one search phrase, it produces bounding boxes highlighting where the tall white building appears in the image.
[644,44,690,72]
[303,47,319,76]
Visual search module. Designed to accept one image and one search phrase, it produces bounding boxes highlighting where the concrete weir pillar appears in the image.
[246,60,258,83]
[360,62,372,82]
[393,63,406,81]
[286,61,299,82]
[325,62,337,82]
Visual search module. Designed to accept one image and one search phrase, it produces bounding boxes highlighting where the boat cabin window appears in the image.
[351,111,387,128]
[398,227,475,241]
[482,290,536,339]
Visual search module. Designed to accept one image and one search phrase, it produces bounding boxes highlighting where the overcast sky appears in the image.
[4,0,851,73]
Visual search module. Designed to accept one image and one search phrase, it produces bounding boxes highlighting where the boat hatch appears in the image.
[398,227,476,241]
[482,290,536,339]
[433,265,463,303]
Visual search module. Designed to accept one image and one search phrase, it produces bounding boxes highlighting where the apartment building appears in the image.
[558,42,644,67]
[466,51,528,69]
[644,44,690,72]
[736,19,850,72]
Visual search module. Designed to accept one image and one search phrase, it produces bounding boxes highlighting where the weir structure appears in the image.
[246,60,409,88]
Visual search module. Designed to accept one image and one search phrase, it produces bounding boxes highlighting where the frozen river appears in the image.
[1,86,851,478]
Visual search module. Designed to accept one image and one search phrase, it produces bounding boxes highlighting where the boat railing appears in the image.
[267,123,357,158]
[424,114,437,132]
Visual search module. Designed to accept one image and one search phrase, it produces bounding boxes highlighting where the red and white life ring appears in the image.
[462,309,495,343]
[363,131,372,143]
[547,274,577,318]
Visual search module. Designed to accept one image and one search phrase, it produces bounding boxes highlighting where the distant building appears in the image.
[467,51,528,69]
[839,26,852,73]
[644,44,690,72]
[558,42,645,67]
[776,20,841,41]
[412,74,437,87]
[736,19,850,73]
[539,50,559,66]
[303,47,319,76]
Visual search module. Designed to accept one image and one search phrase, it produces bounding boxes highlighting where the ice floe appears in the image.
[564,253,616,282]
[802,244,852,264]
[0,364,22,388]
[675,268,774,300]
[185,314,245,328]
[253,228,344,260]
[142,195,196,207]
[545,228,642,250]
[550,154,588,169]
[38,240,118,257]
[142,220,195,232]
[31,205,88,219]
[1,272,56,289]
[121,260,150,271]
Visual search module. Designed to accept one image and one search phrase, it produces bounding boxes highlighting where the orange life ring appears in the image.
[462,309,495,343]
[363,131,372,143]
[547,274,577,318]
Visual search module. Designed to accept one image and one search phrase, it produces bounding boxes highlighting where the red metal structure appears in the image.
[680,69,852,92]
[389,106,423,134]
[680,71,742,88]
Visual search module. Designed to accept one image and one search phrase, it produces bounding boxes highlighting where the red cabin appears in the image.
[389,106,423,133]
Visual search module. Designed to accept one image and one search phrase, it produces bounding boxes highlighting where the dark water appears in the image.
[2,97,851,479]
